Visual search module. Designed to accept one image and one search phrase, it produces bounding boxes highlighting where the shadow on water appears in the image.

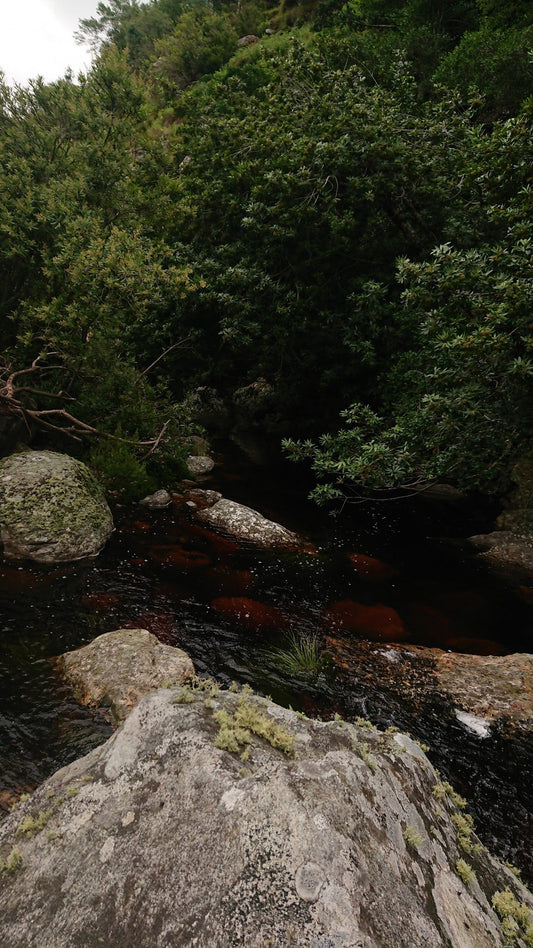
[0,440,532,879]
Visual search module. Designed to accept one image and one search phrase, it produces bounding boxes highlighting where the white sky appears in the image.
[0,0,101,85]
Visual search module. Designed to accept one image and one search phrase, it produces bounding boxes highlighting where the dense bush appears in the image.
[1,0,531,501]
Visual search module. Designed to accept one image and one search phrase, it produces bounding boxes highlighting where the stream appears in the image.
[1,442,532,881]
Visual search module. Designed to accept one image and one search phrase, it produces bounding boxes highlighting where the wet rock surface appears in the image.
[327,638,533,735]
[432,650,533,733]
[469,529,533,586]
[55,628,194,725]
[1,685,531,948]
[196,495,308,549]
[0,450,113,563]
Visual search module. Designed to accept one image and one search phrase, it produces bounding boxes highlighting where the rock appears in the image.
[325,599,408,643]
[496,507,533,536]
[468,462,533,585]
[0,450,113,563]
[196,496,305,549]
[1,685,530,948]
[468,530,533,585]
[55,628,194,725]
[211,596,286,630]
[347,552,399,582]
[139,489,172,508]
[431,650,533,734]
[325,638,533,735]
[237,33,259,46]
[173,488,222,511]
[148,545,211,570]
[186,455,215,476]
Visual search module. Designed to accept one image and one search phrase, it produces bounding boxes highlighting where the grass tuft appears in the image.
[264,632,325,675]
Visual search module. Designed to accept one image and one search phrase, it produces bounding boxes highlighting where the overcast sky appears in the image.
[0,0,101,85]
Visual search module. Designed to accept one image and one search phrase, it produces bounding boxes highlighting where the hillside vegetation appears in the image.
[1,0,532,502]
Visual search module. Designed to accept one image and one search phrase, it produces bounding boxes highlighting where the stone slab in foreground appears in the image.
[1,685,531,948]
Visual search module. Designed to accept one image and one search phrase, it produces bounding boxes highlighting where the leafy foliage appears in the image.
[0,0,531,502]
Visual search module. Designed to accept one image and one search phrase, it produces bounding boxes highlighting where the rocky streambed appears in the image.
[0,446,533,945]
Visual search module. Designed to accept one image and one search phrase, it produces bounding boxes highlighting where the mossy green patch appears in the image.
[404,826,423,849]
[214,694,295,758]
[492,889,533,947]
[17,810,53,837]
[456,859,475,885]
[0,847,23,876]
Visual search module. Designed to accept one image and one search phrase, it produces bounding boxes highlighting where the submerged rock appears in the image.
[211,595,286,630]
[0,685,530,948]
[347,552,399,582]
[55,628,194,725]
[0,450,113,563]
[325,599,408,643]
[196,496,307,550]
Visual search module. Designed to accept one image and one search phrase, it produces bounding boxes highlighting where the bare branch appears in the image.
[135,336,194,383]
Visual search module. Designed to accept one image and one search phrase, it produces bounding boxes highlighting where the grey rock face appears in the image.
[186,455,215,476]
[139,489,172,508]
[1,686,530,948]
[0,450,113,563]
[56,628,195,725]
[197,496,303,549]
[468,529,533,585]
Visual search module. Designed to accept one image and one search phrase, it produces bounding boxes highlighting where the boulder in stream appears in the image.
[196,495,309,550]
[0,683,531,947]
[186,455,215,477]
[0,450,113,563]
[139,489,172,508]
[468,530,533,586]
[56,628,194,725]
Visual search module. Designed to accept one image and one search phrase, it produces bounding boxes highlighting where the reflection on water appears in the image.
[0,445,532,877]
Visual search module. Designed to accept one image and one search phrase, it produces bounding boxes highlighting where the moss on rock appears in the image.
[0,450,113,563]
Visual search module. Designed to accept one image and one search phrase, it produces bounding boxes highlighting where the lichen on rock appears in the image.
[56,628,195,725]
[0,450,114,563]
[0,683,531,947]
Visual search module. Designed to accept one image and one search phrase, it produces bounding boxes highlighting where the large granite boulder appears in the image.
[0,450,113,563]
[1,684,531,948]
[55,628,195,725]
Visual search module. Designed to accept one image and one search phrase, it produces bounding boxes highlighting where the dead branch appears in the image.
[135,336,194,383]
[0,351,172,458]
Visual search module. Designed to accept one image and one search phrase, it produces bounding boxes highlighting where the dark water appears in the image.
[1,443,532,878]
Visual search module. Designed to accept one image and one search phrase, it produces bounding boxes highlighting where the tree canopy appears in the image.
[0,0,531,501]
